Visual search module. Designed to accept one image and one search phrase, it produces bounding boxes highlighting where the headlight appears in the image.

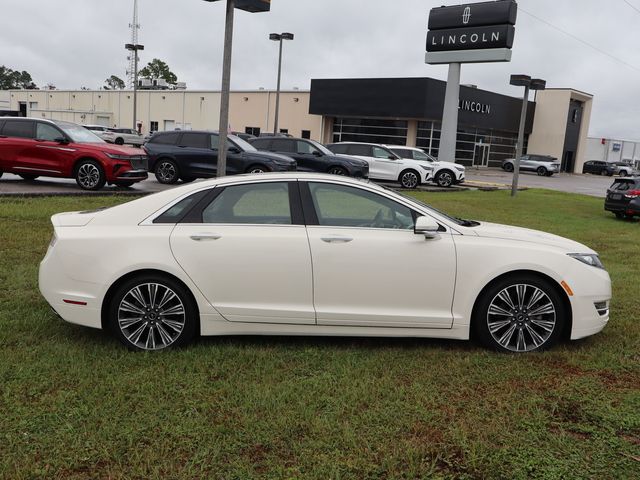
[420,165,434,171]
[454,165,465,171]
[104,153,132,160]
[568,253,604,269]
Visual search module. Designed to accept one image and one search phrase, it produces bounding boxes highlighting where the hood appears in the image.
[471,222,594,252]
[243,151,295,164]
[72,142,143,156]
[335,154,368,167]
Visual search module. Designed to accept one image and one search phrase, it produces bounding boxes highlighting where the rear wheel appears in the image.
[473,275,566,353]
[19,174,39,181]
[155,159,180,184]
[600,170,607,176]
[619,170,629,177]
[503,163,514,172]
[399,169,420,189]
[109,274,197,351]
[115,137,125,146]
[75,160,106,190]
[536,166,547,176]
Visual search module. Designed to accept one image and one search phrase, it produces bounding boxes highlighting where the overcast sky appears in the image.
[2,0,640,139]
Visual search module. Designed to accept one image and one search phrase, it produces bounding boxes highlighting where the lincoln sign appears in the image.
[425,0,518,64]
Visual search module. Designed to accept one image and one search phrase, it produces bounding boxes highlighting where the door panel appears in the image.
[371,146,400,180]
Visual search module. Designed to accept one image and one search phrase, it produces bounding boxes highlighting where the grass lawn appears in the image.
[0,189,638,479]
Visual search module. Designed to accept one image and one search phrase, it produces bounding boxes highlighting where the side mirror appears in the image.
[54,137,69,144]
[312,150,323,157]
[227,146,241,154]
[414,216,440,239]
[388,155,397,160]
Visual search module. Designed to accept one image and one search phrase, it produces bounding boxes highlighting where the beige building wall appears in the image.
[528,89,593,173]
[4,89,322,140]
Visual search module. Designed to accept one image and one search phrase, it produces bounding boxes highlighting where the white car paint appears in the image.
[39,173,611,351]
[388,146,465,186]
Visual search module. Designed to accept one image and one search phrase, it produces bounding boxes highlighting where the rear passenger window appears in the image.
[328,144,348,154]
[2,120,34,139]
[271,139,294,152]
[150,132,180,145]
[250,138,271,150]
[202,182,292,225]
[348,144,372,156]
[179,133,208,149]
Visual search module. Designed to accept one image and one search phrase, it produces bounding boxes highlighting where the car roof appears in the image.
[329,141,385,147]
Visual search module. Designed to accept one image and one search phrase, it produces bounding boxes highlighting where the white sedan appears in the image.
[39,173,611,352]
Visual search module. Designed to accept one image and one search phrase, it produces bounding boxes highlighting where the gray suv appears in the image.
[502,154,560,176]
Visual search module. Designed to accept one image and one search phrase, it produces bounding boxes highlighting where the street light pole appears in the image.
[510,75,546,197]
[270,32,294,135]
[125,43,144,131]
[217,0,235,177]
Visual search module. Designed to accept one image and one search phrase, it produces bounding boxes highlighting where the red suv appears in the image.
[0,118,148,190]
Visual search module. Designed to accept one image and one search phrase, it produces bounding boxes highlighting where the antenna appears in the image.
[127,0,141,88]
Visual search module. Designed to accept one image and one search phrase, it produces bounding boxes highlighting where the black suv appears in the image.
[249,137,369,178]
[583,160,616,176]
[605,177,640,219]
[144,131,296,183]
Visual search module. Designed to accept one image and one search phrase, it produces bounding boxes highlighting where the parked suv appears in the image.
[604,177,640,219]
[582,160,616,176]
[502,154,560,176]
[326,142,433,188]
[84,125,117,143]
[109,128,144,146]
[0,118,148,190]
[612,162,637,177]
[387,146,465,187]
[249,137,369,178]
[144,130,296,183]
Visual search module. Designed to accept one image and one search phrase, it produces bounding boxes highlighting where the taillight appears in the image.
[624,189,640,199]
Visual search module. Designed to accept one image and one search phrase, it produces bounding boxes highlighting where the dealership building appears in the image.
[0,77,594,172]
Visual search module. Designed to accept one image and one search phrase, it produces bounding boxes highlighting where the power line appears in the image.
[519,7,640,74]
[622,0,640,15]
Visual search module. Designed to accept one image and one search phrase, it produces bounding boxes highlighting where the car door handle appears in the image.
[190,233,222,241]
[320,235,353,243]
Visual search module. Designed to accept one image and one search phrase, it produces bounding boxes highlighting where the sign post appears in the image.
[426,1,518,163]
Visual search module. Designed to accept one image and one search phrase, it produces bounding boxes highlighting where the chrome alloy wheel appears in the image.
[436,171,453,187]
[328,167,347,176]
[77,163,101,189]
[486,284,556,352]
[157,162,177,183]
[249,166,267,173]
[117,283,186,351]
[400,171,419,188]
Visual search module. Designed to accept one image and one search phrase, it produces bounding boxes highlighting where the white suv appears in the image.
[84,125,117,143]
[326,142,434,188]
[388,146,465,187]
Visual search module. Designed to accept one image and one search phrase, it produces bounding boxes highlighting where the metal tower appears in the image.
[126,0,141,88]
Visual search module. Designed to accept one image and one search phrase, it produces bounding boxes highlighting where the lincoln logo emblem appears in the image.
[462,6,471,24]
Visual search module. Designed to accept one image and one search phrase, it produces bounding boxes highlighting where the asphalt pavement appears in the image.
[0,168,618,198]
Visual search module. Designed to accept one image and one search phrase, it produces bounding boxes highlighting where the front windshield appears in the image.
[229,135,257,152]
[57,123,105,143]
[308,139,334,156]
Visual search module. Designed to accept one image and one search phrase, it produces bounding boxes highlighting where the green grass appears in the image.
[1,189,638,479]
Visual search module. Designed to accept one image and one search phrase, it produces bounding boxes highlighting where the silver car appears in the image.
[502,154,560,176]
[109,128,145,146]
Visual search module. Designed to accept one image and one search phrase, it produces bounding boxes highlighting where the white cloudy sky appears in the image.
[2,0,640,139]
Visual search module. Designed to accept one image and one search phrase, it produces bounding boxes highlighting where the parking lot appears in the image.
[0,168,620,197]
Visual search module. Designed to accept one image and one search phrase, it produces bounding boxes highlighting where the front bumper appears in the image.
[116,169,148,181]
[565,264,612,340]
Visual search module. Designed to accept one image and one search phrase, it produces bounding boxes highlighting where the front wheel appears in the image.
[536,166,547,176]
[503,163,514,172]
[75,160,106,190]
[109,274,198,351]
[473,275,566,353]
[155,159,180,184]
[19,174,39,181]
[328,166,348,176]
[619,170,629,177]
[246,164,269,174]
[435,170,454,187]
[399,169,420,189]
[115,137,125,146]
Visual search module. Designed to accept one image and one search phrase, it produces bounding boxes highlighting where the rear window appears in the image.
[271,139,294,153]
[150,132,180,145]
[348,144,372,156]
[610,179,639,192]
[154,190,210,224]
[530,155,556,162]
[327,144,348,154]
[179,133,209,149]
[250,138,271,150]
[2,120,34,138]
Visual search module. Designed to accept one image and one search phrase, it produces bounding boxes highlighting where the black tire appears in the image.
[545,171,554,177]
[536,166,547,176]
[399,169,420,189]
[19,174,39,181]
[328,166,348,176]
[180,177,196,183]
[473,274,566,353]
[600,170,607,176]
[115,181,134,188]
[435,170,454,188]
[246,164,269,174]
[75,159,106,190]
[619,170,629,177]
[155,159,180,184]
[108,274,198,351]
[503,163,514,172]
[115,137,125,146]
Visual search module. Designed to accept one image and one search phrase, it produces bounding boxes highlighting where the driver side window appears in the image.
[372,147,393,159]
[36,123,63,141]
[308,182,415,230]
